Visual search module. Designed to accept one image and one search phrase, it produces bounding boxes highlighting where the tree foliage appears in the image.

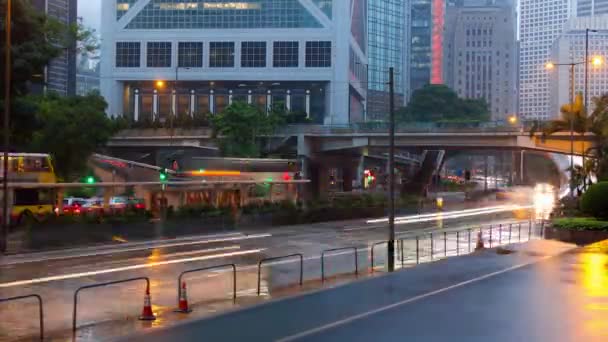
[211,102,285,158]
[25,93,116,180]
[397,84,490,123]
[532,92,608,182]
[1,0,70,95]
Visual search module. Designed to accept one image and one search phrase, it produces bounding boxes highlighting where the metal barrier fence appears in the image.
[73,277,151,333]
[370,241,387,273]
[0,294,44,341]
[178,264,237,304]
[258,254,304,296]
[321,247,359,282]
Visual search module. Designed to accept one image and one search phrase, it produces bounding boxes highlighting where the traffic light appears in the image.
[84,176,96,184]
[159,169,168,182]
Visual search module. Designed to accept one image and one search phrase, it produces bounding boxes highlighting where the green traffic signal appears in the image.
[160,169,168,182]
[86,176,95,184]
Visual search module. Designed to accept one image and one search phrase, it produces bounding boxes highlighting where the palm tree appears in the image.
[531,92,608,188]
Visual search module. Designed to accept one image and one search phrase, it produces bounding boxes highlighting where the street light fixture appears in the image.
[591,55,603,67]
[155,80,166,88]
[546,60,583,197]
[508,115,518,125]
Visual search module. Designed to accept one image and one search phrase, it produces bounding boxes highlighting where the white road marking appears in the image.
[276,255,552,342]
[0,234,271,266]
[158,245,240,258]
[0,248,265,288]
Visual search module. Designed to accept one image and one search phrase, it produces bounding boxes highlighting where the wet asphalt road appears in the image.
[127,239,604,342]
[0,204,535,341]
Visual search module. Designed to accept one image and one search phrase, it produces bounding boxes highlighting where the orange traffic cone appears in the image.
[139,284,156,321]
[475,231,485,251]
[174,281,192,313]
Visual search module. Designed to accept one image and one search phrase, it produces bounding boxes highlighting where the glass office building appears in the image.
[410,0,432,94]
[102,0,368,124]
[367,0,408,120]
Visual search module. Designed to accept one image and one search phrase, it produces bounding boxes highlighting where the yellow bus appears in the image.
[0,153,57,225]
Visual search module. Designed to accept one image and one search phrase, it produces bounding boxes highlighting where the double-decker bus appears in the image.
[0,153,56,225]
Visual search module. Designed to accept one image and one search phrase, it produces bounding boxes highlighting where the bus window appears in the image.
[14,189,53,206]
[22,157,50,172]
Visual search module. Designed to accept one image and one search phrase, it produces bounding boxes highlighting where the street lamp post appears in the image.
[546,61,581,197]
[2,0,12,254]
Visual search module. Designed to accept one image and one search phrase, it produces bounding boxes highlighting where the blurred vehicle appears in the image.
[109,196,128,210]
[0,153,56,225]
[128,198,146,211]
[62,197,87,215]
[82,198,104,214]
[109,196,146,213]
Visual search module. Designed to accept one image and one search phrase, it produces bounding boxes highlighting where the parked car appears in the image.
[62,197,87,215]
[82,198,105,214]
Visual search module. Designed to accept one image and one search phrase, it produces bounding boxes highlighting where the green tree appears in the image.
[532,92,608,184]
[27,93,116,180]
[1,0,71,95]
[397,84,490,122]
[211,102,285,158]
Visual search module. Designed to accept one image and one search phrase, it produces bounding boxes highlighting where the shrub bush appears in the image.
[552,217,608,231]
[580,182,608,219]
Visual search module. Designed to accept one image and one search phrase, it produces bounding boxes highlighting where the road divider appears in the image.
[176,264,237,314]
[0,294,44,341]
[321,247,359,282]
[72,277,154,334]
[257,254,304,296]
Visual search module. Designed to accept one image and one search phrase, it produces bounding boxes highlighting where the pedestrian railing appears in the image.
[73,277,151,333]
[0,294,44,341]
[321,247,359,282]
[178,264,237,304]
[257,254,303,296]
[370,241,388,273]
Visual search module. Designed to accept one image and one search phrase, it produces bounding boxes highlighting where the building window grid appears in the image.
[147,42,172,68]
[209,42,235,68]
[273,41,299,68]
[178,42,203,68]
[116,42,141,68]
[305,41,332,68]
[241,41,267,68]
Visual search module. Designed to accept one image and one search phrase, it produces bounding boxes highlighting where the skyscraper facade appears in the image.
[410,0,432,93]
[576,0,608,16]
[100,0,368,125]
[367,0,409,120]
[32,0,78,96]
[519,0,571,120]
[549,16,608,117]
[444,2,517,120]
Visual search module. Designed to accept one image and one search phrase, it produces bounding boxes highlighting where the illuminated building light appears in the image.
[190,170,242,177]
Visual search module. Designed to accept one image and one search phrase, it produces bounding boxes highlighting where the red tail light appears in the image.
[135,203,145,209]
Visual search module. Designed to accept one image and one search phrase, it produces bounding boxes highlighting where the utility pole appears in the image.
[2,0,12,254]
[388,67,396,272]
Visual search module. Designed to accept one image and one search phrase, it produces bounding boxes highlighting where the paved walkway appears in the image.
[123,239,605,342]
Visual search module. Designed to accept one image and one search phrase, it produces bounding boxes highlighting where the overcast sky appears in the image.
[78,0,101,32]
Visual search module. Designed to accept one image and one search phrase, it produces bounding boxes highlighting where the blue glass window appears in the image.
[147,42,172,68]
[116,42,141,68]
[241,42,267,68]
[126,0,323,29]
[178,42,203,68]
[305,41,331,68]
[117,0,138,20]
[273,41,299,68]
[209,42,235,68]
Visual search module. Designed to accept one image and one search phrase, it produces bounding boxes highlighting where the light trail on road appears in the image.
[366,205,530,224]
[394,205,532,226]
[0,248,265,288]
[0,233,272,266]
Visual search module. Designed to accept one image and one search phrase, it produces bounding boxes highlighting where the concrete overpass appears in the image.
[108,126,596,157]
[107,126,596,196]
